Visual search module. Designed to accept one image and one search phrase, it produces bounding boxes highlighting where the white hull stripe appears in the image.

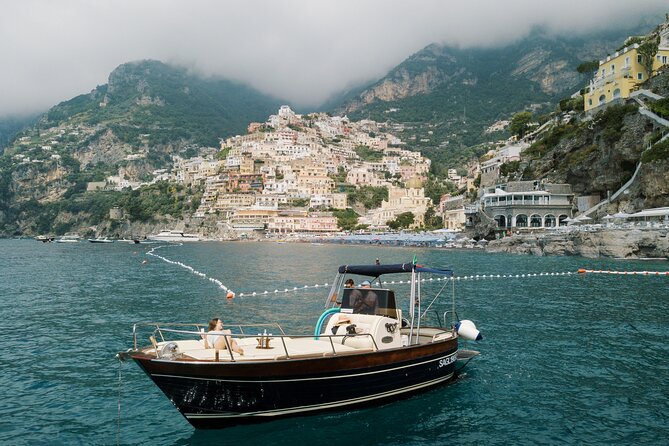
[151,351,456,384]
[185,372,455,419]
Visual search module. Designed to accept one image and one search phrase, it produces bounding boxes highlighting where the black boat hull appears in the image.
[132,339,458,429]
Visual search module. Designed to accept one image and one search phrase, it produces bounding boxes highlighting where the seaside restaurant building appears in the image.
[481,181,574,230]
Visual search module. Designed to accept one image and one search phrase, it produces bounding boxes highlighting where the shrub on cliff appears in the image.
[641,138,669,163]
[648,98,669,119]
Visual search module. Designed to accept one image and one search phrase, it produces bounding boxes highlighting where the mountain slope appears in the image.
[43,60,284,149]
[333,25,657,173]
[0,113,41,152]
[0,60,285,235]
[520,69,669,212]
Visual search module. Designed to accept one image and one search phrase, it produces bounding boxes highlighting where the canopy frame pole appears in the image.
[451,278,456,328]
[416,272,422,341]
[408,268,416,345]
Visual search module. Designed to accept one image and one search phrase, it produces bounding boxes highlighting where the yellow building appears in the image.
[584,25,669,113]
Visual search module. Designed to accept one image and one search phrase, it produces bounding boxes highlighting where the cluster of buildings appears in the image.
[439,19,669,234]
[440,129,574,232]
[168,106,435,233]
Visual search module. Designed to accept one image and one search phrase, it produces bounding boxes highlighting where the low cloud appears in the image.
[0,0,666,117]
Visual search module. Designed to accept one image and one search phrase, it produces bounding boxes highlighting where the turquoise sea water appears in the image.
[1,239,668,445]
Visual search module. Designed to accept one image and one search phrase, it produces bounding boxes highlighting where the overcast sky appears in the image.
[0,0,667,117]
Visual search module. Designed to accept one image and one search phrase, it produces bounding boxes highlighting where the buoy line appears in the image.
[578,268,669,276]
[234,272,578,297]
[144,245,669,299]
[146,244,233,294]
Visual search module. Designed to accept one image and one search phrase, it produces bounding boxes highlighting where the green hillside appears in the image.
[42,60,284,148]
[0,60,285,235]
[335,25,658,174]
[0,113,41,151]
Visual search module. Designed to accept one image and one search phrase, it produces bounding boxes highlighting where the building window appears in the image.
[611,64,615,73]
[663,56,668,65]
[625,56,630,67]
[588,98,592,106]
[638,55,643,63]
[599,94,606,105]
[530,215,542,228]
[613,88,621,99]
[637,73,643,80]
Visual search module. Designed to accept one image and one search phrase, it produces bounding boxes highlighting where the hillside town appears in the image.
[86,105,451,235]
[4,18,669,248]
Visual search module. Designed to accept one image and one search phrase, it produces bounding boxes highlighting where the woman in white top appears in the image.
[206,318,244,355]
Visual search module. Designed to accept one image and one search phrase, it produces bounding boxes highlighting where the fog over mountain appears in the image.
[0,0,666,117]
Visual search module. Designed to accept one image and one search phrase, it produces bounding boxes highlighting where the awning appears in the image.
[338,262,453,277]
[628,208,669,218]
[338,263,414,276]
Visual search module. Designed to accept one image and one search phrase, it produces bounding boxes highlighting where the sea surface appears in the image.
[1,239,668,445]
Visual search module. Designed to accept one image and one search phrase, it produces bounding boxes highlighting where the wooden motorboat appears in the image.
[118,262,481,429]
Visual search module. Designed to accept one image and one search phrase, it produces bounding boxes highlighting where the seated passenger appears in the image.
[351,280,379,315]
[207,318,244,355]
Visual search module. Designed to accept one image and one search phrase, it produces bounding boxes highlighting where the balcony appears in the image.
[590,66,633,90]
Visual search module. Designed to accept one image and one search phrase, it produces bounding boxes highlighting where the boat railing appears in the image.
[136,324,380,361]
[132,322,286,350]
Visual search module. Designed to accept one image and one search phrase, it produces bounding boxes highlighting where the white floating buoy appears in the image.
[456,319,482,341]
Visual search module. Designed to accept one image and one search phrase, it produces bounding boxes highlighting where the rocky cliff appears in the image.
[486,229,669,259]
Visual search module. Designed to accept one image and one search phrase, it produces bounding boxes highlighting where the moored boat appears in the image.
[55,233,81,243]
[147,230,200,242]
[88,237,114,243]
[118,261,481,429]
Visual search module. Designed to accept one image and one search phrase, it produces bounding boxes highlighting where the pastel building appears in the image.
[584,24,669,113]
[364,187,432,229]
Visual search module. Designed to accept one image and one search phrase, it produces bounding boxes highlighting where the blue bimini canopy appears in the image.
[338,262,453,277]
[338,263,414,277]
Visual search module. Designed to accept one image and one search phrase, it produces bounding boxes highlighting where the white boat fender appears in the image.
[456,320,482,341]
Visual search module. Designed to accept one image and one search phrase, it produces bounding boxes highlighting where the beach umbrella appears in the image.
[612,212,630,219]
[602,214,614,220]
[576,215,591,221]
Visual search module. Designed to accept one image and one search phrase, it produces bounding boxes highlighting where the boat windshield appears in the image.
[340,288,398,318]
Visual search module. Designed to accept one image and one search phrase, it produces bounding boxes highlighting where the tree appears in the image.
[499,160,521,178]
[638,36,660,77]
[576,60,599,74]
[347,186,388,209]
[509,112,533,138]
[387,212,415,230]
[333,209,359,231]
[423,206,442,230]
